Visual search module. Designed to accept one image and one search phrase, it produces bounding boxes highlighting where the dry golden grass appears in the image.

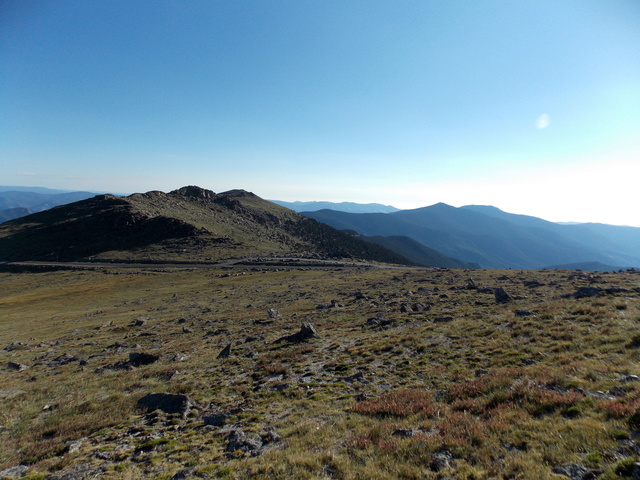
[0,265,639,479]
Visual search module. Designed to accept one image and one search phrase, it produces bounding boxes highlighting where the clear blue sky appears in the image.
[2,1,640,225]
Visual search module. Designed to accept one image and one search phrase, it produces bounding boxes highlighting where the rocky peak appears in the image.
[170,186,217,200]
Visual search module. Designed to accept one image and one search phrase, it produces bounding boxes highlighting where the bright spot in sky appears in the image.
[535,114,551,129]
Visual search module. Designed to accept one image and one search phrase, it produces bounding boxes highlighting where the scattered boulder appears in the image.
[494,287,512,304]
[263,428,281,444]
[564,287,602,299]
[226,429,263,456]
[203,412,229,427]
[431,450,453,472]
[134,317,149,327]
[169,352,189,362]
[267,308,280,319]
[400,303,431,313]
[4,341,28,351]
[364,317,396,329]
[0,465,29,478]
[433,316,454,323]
[340,372,368,384]
[170,468,197,480]
[217,343,232,358]
[515,310,535,317]
[0,389,26,399]
[275,323,318,343]
[392,428,420,438]
[128,352,159,367]
[137,393,193,416]
[551,463,597,480]
[43,462,101,480]
[7,361,29,372]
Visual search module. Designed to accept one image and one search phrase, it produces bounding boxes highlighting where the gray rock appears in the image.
[552,463,596,480]
[7,361,29,371]
[4,341,28,351]
[217,343,232,358]
[226,429,263,456]
[128,352,159,366]
[0,465,29,478]
[203,413,229,427]
[43,463,101,480]
[263,428,281,443]
[563,286,602,299]
[365,317,396,329]
[392,428,419,438]
[267,308,280,319]
[0,389,26,399]
[431,450,453,472]
[494,287,512,304]
[275,322,318,343]
[170,468,196,480]
[137,393,193,416]
[134,317,148,327]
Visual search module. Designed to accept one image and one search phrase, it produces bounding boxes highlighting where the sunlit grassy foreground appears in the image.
[1,266,639,479]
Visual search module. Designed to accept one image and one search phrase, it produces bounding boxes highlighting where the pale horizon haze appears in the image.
[2,1,640,226]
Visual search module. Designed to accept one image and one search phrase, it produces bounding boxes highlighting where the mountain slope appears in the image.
[362,235,479,268]
[0,186,412,265]
[303,204,639,269]
[462,205,640,267]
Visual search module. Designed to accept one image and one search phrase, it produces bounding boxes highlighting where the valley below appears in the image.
[2,264,640,479]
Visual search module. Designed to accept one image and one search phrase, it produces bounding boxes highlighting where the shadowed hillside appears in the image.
[0,186,412,265]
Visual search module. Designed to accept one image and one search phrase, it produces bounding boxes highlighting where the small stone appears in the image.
[267,308,280,319]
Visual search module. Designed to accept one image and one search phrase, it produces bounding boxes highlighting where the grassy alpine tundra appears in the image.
[1,265,639,479]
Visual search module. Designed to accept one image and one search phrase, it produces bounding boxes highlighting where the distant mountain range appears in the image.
[271,200,399,214]
[0,188,97,222]
[303,204,640,269]
[2,186,638,270]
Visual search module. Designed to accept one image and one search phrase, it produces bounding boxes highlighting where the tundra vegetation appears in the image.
[1,265,639,479]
